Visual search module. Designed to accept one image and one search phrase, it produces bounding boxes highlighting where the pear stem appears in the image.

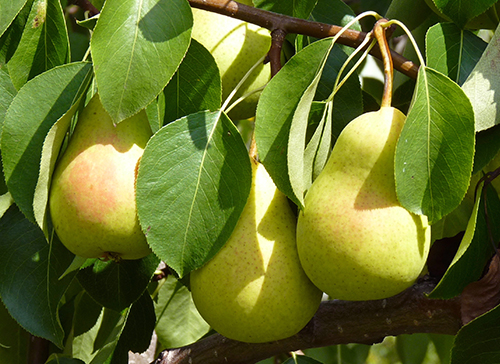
[374,20,393,108]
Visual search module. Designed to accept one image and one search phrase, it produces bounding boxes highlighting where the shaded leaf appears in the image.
[396,334,431,364]
[1,62,92,222]
[283,356,323,364]
[7,0,69,89]
[429,183,500,299]
[0,300,30,364]
[0,0,33,66]
[163,39,221,125]
[451,302,500,364]
[433,0,497,29]
[426,23,487,85]
[136,110,252,277]
[0,0,27,38]
[77,253,159,312]
[253,0,316,19]
[91,0,192,122]
[0,68,17,136]
[0,205,77,347]
[395,67,475,224]
[154,275,210,348]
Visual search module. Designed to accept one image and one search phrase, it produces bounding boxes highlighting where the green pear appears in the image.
[191,2,271,120]
[297,107,431,301]
[190,159,322,343]
[49,94,152,260]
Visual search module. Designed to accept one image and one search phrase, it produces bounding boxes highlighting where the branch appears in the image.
[188,0,419,79]
[153,277,462,364]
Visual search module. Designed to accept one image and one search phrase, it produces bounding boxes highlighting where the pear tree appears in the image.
[0,0,499,363]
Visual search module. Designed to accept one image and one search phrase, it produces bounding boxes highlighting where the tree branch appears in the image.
[152,277,462,364]
[188,0,419,79]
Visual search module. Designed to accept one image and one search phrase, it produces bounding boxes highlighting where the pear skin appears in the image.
[190,160,322,343]
[297,107,430,301]
[49,94,152,260]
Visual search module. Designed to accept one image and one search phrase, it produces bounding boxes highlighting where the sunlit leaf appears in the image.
[136,110,251,277]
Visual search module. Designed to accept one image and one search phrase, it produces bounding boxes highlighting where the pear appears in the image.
[190,159,322,343]
[191,1,271,120]
[49,94,152,260]
[297,107,431,301]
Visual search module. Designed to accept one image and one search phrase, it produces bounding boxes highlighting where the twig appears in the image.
[187,0,419,79]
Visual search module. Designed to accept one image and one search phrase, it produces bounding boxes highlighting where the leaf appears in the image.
[112,291,155,357]
[462,24,500,132]
[33,89,90,233]
[0,67,17,136]
[7,0,70,90]
[303,344,371,364]
[385,0,433,35]
[253,0,317,19]
[0,205,77,347]
[429,183,500,299]
[88,308,128,364]
[91,0,192,123]
[433,0,498,29]
[0,0,33,66]
[136,110,252,277]
[451,302,500,364]
[283,356,324,364]
[154,275,210,349]
[163,39,222,125]
[256,39,362,207]
[395,67,475,224]
[396,334,431,364]
[0,0,27,38]
[426,23,487,86]
[0,300,30,364]
[473,125,500,174]
[1,62,92,222]
[77,253,160,312]
[310,0,361,32]
[288,47,332,208]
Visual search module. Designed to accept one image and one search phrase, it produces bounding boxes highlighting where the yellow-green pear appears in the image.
[297,107,431,301]
[49,94,152,260]
[190,159,322,343]
[191,1,271,120]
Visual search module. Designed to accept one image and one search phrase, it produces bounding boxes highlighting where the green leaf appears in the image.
[256,38,362,207]
[137,110,251,277]
[77,253,159,312]
[451,303,500,363]
[7,0,70,90]
[428,334,454,364]
[253,0,317,19]
[1,62,92,222]
[46,356,86,364]
[87,308,128,364]
[473,125,500,175]
[395,67,475,224]
[154,275,210,349]
[303,344,371,364]
[310,0,361,32]
[396,334,431,364]
[0,0,27,38]
[429,183,500,299]
[0,68,17,139]
[283,356,323,364]
[426,23,487,86]
[433,0,498,28]
[0,205,77,347]
[462,24,500,132]
[0,0,33,66]
[163,39,222,125]
[385,0,433,35]
[112,291,155,358]
[0,300,30,364]
[91,0,192,123]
